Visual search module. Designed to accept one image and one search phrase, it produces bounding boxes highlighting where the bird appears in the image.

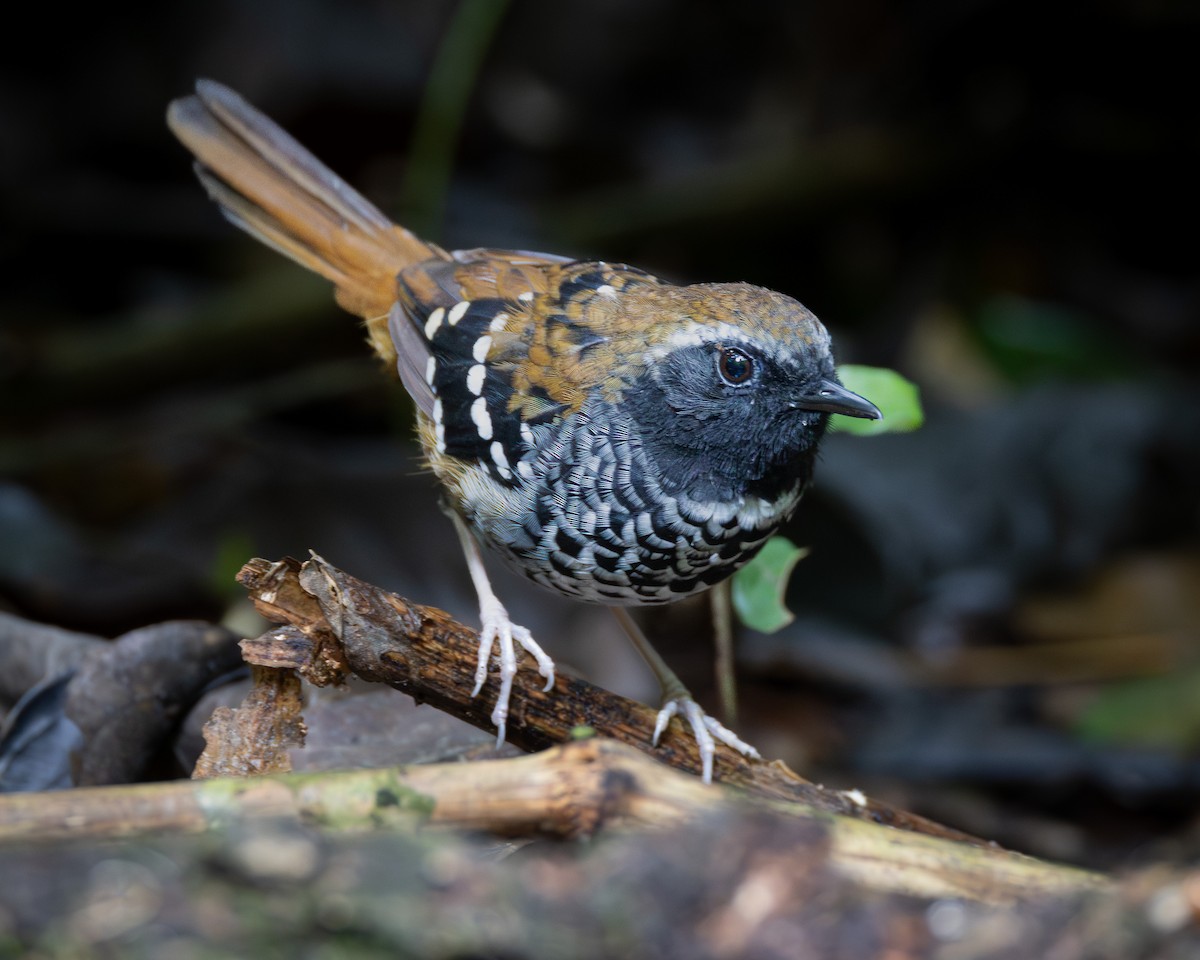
[167,80,881,783]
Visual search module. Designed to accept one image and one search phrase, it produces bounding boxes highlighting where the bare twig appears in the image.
[0,738,1104,905]
[236,554,987,844]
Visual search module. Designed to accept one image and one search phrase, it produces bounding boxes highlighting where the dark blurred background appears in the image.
[2,1,1198,868]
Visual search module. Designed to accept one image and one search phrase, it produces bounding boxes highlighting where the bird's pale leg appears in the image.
[611,608,760,784]
[710,580,738,724]
[448,511,555,746]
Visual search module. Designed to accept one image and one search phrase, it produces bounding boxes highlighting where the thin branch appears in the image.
[0,738,1104,905]
[237,553,989,843]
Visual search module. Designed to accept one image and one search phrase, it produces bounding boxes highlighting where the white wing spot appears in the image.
[596,284,616,298]
[467,363,486,395]
[473,335,492,363]
[471,396,493,440]
[425,356,438,388]
[490,440,512,478]
[517,291,534,302]
[432,399,446,453]
[448,301,470,326]
[489,312,509,332]
[424,307,445,339]
[519,423,535,446]
[517,460,534,480]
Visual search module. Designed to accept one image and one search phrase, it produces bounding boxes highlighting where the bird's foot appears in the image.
[471,594,556,747]
[653,697,762,784]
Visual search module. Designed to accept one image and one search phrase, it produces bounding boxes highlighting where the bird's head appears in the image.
[619,282,881,504]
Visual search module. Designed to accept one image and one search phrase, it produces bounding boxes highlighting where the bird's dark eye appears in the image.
[717,347,754,385]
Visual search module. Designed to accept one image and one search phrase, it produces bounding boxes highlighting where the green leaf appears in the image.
[401,0,513,237]
[976,295,1132,383]
[732,537,809,634]
[831,365,924,436]
[1074,667,1200,752]
[211,530,256,600]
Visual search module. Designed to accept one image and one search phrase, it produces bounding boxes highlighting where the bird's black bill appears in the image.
[797,379,883,419]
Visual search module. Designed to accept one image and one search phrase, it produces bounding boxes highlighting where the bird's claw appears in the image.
[653,697,761,784]
[472,595,555,747]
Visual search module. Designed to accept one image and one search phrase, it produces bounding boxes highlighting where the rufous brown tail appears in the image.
[167,79,447,366]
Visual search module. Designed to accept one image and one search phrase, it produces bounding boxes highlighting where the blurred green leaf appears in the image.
[732,537,809,634]
[975,295,1132,383]
[211,530,256,600]
[402,0,512,237]
[831,365,924,436]
[1075,667,1200,752]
